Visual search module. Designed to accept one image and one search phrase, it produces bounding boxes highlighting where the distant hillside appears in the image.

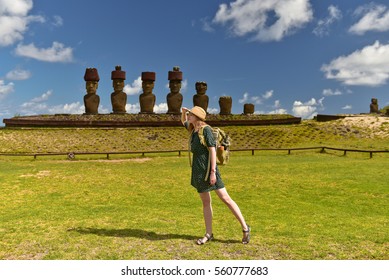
[0,116,388,154]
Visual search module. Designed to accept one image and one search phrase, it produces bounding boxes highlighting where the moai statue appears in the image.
[166,66,183,114]
[139,72,156,114]
[219,96,232,115]
[83,68,100,115]
[244,103,255,115]
[370,98,379,114]
[193,81,209,112]
[110,65,127,114]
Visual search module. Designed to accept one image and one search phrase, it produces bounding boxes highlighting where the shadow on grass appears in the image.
[69,227,240,244]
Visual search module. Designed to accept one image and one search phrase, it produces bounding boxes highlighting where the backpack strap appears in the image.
[188,129,193,167]
[199,125,212,182]
[198,125,210,147]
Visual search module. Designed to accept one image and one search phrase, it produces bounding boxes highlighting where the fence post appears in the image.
[370,152,373,158]
[252,149,254,156]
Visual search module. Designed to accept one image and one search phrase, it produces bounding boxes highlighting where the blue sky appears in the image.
[1,0,389,124]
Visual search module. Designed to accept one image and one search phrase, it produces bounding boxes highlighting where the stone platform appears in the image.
[3,113,301,128]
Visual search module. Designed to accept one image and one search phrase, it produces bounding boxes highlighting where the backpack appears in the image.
[208,126,231,165]
[197,125,231,165]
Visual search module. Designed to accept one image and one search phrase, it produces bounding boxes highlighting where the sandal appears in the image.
[242,225,251,244]
[196,233,213,245]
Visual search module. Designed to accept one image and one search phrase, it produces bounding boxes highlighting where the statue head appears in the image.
[84,68,100,95]
[195,81,207,95]
[142,72,156,94]
[111,66,126,92]
[168,66,182,94]
[86,81,98,94]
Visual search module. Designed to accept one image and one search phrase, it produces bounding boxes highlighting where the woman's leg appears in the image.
[198,191,213,242]
[215,188,249,233]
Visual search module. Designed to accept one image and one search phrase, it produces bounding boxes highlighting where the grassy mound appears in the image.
[1,116,388,154]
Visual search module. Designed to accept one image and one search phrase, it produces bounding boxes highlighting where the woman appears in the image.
[181,106,251,245]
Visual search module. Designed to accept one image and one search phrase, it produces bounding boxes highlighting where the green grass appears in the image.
[1,151,388,260]
[1,120,389,154]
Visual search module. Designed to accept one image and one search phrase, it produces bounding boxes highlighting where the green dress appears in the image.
[188,124,225,193]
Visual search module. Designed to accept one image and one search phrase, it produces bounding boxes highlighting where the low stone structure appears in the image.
[244,103,255,115]
[219,96,232,115]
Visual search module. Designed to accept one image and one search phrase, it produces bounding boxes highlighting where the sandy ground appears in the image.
[335,115,389,137]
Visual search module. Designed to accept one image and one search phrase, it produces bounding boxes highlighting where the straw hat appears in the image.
[189,106,206,121]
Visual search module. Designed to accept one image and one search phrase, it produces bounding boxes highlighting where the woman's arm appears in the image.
[208,146,217,185]
[181,107,189,125]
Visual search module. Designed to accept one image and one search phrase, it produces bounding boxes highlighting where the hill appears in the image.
[0,115,388,154]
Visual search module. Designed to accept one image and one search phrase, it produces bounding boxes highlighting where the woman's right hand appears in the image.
[181,107,189,125]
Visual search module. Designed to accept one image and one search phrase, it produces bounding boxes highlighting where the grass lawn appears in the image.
[0,151,388,260]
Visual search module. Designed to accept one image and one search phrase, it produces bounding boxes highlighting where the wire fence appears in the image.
[1,146,388,160]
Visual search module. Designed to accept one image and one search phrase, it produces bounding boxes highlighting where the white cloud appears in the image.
[0,80,14,98]
[48,102,84,114]
[200,17,215,33]
[181,79,188,92]
[124,77,142,95]
[52,15,63,27]
[15,41,73,62]
[5,68,31,80]
[31,90,52,102]
[313,5,342,37]
[251,96,262,105]
[125,103,140,113]
[213,0,313,42]
[153,103,168,113]
[321,41,389,86]
[239,91,270,104]
[292,97,324,119]
[342,105,352,110]
[208,107,219,114]
[268,108,288,114]
[125,102,168,114]
[238,92,249,104]
[20,90,52,115]
[0,0,44,46]
[322,88,342,96]
[262,90,273,99]
[349,3,389,35]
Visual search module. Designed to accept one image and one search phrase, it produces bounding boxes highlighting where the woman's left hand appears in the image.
[209,173,217,185]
